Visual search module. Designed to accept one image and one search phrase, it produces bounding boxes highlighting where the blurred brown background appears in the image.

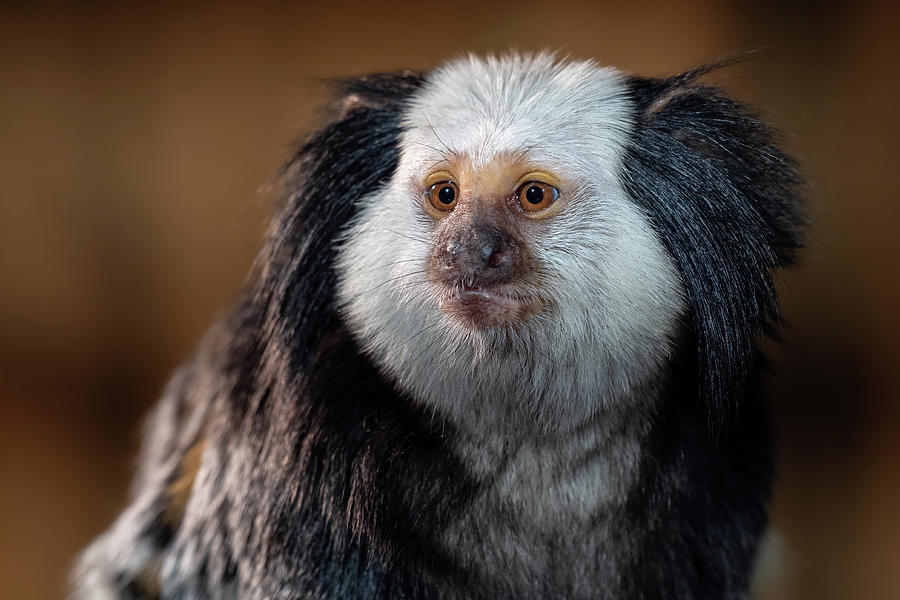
[1,1,898,598]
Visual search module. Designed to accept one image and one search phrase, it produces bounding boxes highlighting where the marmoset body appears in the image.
[74,54,804,599]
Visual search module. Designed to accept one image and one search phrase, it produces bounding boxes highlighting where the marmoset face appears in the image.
[336,54,686,431]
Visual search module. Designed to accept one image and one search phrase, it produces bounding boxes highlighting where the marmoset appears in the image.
[74,53,804,599]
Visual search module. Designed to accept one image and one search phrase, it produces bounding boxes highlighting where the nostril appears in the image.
[486,248,507,269]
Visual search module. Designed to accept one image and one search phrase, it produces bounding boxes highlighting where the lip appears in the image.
[437,286,534,329]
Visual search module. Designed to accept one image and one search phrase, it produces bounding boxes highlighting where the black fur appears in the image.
[73,65,803,599]
[624,72,804,436]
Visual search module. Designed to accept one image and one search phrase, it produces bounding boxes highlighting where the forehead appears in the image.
[402,54,633,170]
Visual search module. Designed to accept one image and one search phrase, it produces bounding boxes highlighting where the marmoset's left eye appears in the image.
[515,181,559,212]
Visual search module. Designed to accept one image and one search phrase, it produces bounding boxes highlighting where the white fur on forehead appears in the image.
[335,54,686,434]
[403,53,632,171]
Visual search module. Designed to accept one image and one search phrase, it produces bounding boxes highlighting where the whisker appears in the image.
[426,157,451,172]
[388,319,443,357]
[407,327,446,371]
[425,117,454,155]
[383,228,431,245]
[346,270,426,301]
[412,141,451,158]
[533,344,563,370]
[365,257,421,272]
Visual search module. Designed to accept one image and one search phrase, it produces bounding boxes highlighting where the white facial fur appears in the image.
[336,54,686,436]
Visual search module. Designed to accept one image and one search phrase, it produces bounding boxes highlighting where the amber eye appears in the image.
[426,181,459,212]
[516,181,559,212]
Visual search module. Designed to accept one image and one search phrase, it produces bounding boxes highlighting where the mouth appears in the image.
[437,285,538,330]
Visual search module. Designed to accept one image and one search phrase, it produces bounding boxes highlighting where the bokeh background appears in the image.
[2,1,898,598]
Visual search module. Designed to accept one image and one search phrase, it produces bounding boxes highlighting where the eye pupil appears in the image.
[438,185,456,205]
[525,185,544,204]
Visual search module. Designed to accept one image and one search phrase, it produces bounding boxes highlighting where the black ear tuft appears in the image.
[334,71,426,118]
[622,69,805,439]
[248,72,424,372]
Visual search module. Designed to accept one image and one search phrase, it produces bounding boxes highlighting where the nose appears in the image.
[439,223,519,287]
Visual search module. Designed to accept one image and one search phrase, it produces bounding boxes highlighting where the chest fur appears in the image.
[435,423,643,599]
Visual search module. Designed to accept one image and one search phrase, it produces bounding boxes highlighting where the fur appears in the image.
[72,54,804,599]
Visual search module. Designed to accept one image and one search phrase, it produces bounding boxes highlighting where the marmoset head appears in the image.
[336,54,687,433]
[331,52,802,439]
